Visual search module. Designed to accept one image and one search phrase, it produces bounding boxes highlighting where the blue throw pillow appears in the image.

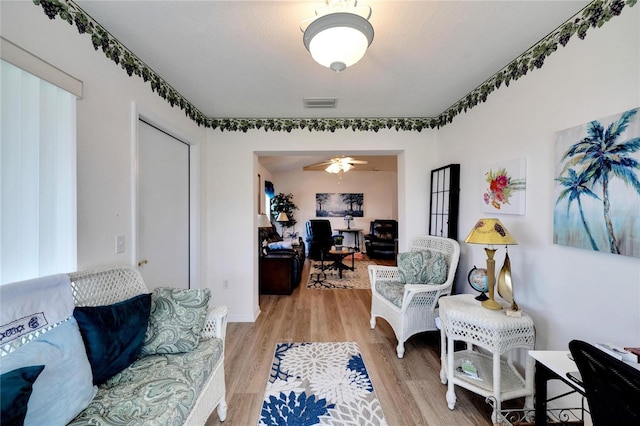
[268,241,293,250]
[1,365,45,426]
[73,293,151,385]
[0,318,96,425]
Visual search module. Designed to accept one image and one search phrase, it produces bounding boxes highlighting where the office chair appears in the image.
[569,339,640,425]
[305,219,335,260]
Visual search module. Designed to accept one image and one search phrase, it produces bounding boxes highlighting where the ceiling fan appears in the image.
[312,156,368,173]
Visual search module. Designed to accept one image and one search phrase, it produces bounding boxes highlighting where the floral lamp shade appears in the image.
[465,218,517,246]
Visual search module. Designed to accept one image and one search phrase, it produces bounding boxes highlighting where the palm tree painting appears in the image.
[554,108,640,258]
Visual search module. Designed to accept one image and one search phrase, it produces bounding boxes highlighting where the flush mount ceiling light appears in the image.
[301,0,374,72]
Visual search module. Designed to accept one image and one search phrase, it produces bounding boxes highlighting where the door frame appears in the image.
[130,104,201,288]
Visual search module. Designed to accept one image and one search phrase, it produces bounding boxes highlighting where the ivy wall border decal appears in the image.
[33,0,636,133]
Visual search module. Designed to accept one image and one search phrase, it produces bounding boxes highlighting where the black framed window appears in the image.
[429,164,460,239]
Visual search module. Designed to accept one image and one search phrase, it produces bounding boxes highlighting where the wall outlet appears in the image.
[223,279,229,289]
[115,235,125,254]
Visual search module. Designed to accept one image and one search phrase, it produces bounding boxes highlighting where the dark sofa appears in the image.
[364,219,398,259]
[259,225,305,294]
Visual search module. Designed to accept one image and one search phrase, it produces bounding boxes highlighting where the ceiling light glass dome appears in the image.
[301,1,374,72]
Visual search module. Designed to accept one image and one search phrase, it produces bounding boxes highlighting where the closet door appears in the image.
[429,164,460,240]
[137,119,190,289]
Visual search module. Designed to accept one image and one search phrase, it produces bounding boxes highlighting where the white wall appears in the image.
[4,1,638,345]
[438,7,640,350]
[1,3,207,276]
[206,131,436,321]
[270,167,398,244]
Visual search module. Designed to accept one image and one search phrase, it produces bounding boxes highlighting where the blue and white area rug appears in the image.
[259,342,387,426]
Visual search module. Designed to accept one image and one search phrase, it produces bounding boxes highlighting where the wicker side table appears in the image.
[438,294,535,423]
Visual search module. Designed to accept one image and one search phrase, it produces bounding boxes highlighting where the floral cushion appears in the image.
[397,250,448,284]
[141,288,210,356]
[375,280,405,307]
[69,338,223,426]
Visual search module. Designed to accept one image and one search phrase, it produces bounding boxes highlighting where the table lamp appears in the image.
[276,212,289,237]
[257,213,271,228]
[465,218,517,310]
[344,215,354,229]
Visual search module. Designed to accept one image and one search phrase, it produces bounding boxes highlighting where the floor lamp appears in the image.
[465,218,517,310]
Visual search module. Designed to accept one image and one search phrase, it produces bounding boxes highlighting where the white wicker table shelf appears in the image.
[439,294,535,423]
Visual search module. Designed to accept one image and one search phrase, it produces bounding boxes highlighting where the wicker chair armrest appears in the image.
[367,265,401,293]
[367,265,400,279]
[200,305,228,341]
[404,282,452,293]
[401,283,452,312]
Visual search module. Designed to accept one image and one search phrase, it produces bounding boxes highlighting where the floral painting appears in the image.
[554,108,640,258]
[481,158,526,215]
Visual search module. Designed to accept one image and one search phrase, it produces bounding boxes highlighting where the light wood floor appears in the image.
[206,258,495,425]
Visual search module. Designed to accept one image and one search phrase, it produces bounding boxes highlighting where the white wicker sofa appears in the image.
[0,265,227,425]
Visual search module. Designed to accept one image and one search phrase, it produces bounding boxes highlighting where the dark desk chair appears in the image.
[569,339,640,425]
[305,219,335,260]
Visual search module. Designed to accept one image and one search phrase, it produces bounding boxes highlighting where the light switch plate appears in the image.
[116,235,125,254]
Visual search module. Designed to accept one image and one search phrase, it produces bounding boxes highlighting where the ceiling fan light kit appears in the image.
[321,156,367,174]
[326,160,352,173]
[302,0,374,72]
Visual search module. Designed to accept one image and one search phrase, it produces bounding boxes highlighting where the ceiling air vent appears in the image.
[303,97,338,109]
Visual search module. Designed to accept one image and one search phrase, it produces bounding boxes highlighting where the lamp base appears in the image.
[481,299,502,310]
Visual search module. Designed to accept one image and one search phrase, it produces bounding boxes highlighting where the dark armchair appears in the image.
[364,219,398,259]
[305,219,334,260]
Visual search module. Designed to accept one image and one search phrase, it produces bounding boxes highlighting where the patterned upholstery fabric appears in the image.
[423,251,449,284]
[141,288,211,356]
[69,338,223,426]
[397,250,448,284]
[397,251,428,283]
[375,280,405,307]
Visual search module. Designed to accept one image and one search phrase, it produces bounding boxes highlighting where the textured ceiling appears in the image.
[74,0,591,120]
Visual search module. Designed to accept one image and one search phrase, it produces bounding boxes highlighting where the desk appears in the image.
[439,294,535,423]
[529,350,640,425]
[529,351,584,426]
[335,228,363,252]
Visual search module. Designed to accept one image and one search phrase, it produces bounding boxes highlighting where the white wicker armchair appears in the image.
[368,235,460,358]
